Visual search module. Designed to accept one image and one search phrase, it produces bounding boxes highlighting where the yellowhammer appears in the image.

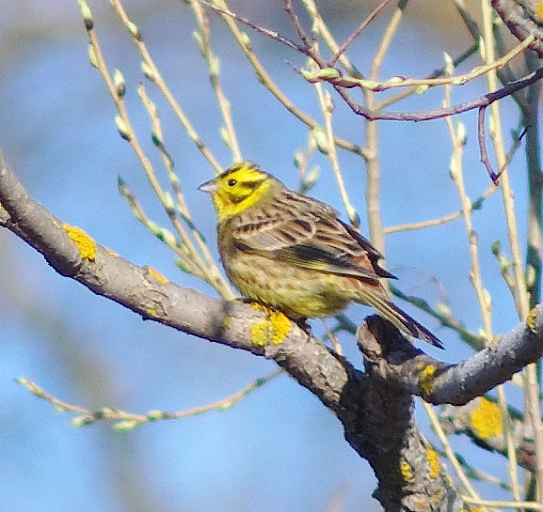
[199,161,443,348]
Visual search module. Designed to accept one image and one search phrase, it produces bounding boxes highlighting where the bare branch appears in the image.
[492,0,543,58]
[478,106,500,184]
[328,0,393,67]
[334,65,543,121]
[358,312,543,406]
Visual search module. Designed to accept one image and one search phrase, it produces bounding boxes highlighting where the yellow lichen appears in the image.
[417,365,436,395]
[221,315,233,331]
[251,321,272,346]
[250,304,291,346]
[144,303,165,319]
[527,306,539,333]
[105,248,119,257]
[144,305,157,318]
[147,267,168,284]
[535,2,543,22]
[426,447,440,479]
[400,461,413,482]
[63,224,96,262]
[470,397,502,439]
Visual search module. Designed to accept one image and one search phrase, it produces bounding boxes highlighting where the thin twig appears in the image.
[110,0,224,174]
[101,0,235,297]
[312,33,535,92]
[284,0,314,54]
[363,0,407,254]
[385,183,498,234]
[387,122,525,234]
[301,0,362,79]
[377,42,480,110]
[201,0,367,157]
[334,63,543,122]
[191,1,242,161]
[195,0,310,56]
[480,1,538,500]
[422,401,481,500]
[16,369,283,429]
[460,496,543,511]
[478,107,500,183]
[328,0,392,67]
[314,83,359,227]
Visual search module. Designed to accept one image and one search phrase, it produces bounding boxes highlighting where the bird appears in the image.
[198,161,443,348]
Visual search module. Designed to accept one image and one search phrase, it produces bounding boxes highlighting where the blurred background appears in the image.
[0,1,532,510]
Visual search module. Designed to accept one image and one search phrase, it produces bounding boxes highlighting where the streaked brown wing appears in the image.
[231,189,395,281]
[232,215,317,251]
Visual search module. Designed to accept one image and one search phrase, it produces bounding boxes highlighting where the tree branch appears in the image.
[0,150,351,408]
[358,312,543,406]
[492,0,543,58]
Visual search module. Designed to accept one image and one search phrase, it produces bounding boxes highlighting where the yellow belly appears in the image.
[224,252,351,319]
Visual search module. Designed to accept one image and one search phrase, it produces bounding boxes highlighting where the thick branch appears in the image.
[358,313,543,406]
[338,347,460,510]
[0,151,353,411]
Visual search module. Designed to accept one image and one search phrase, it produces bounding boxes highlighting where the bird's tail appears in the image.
[356,289,444,348]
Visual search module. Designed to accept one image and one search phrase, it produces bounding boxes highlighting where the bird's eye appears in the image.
[228,179,237,187]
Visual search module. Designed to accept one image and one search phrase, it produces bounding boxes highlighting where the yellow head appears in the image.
[198,162,280,222]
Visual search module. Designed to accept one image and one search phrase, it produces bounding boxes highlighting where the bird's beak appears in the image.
[198,178,218,193]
